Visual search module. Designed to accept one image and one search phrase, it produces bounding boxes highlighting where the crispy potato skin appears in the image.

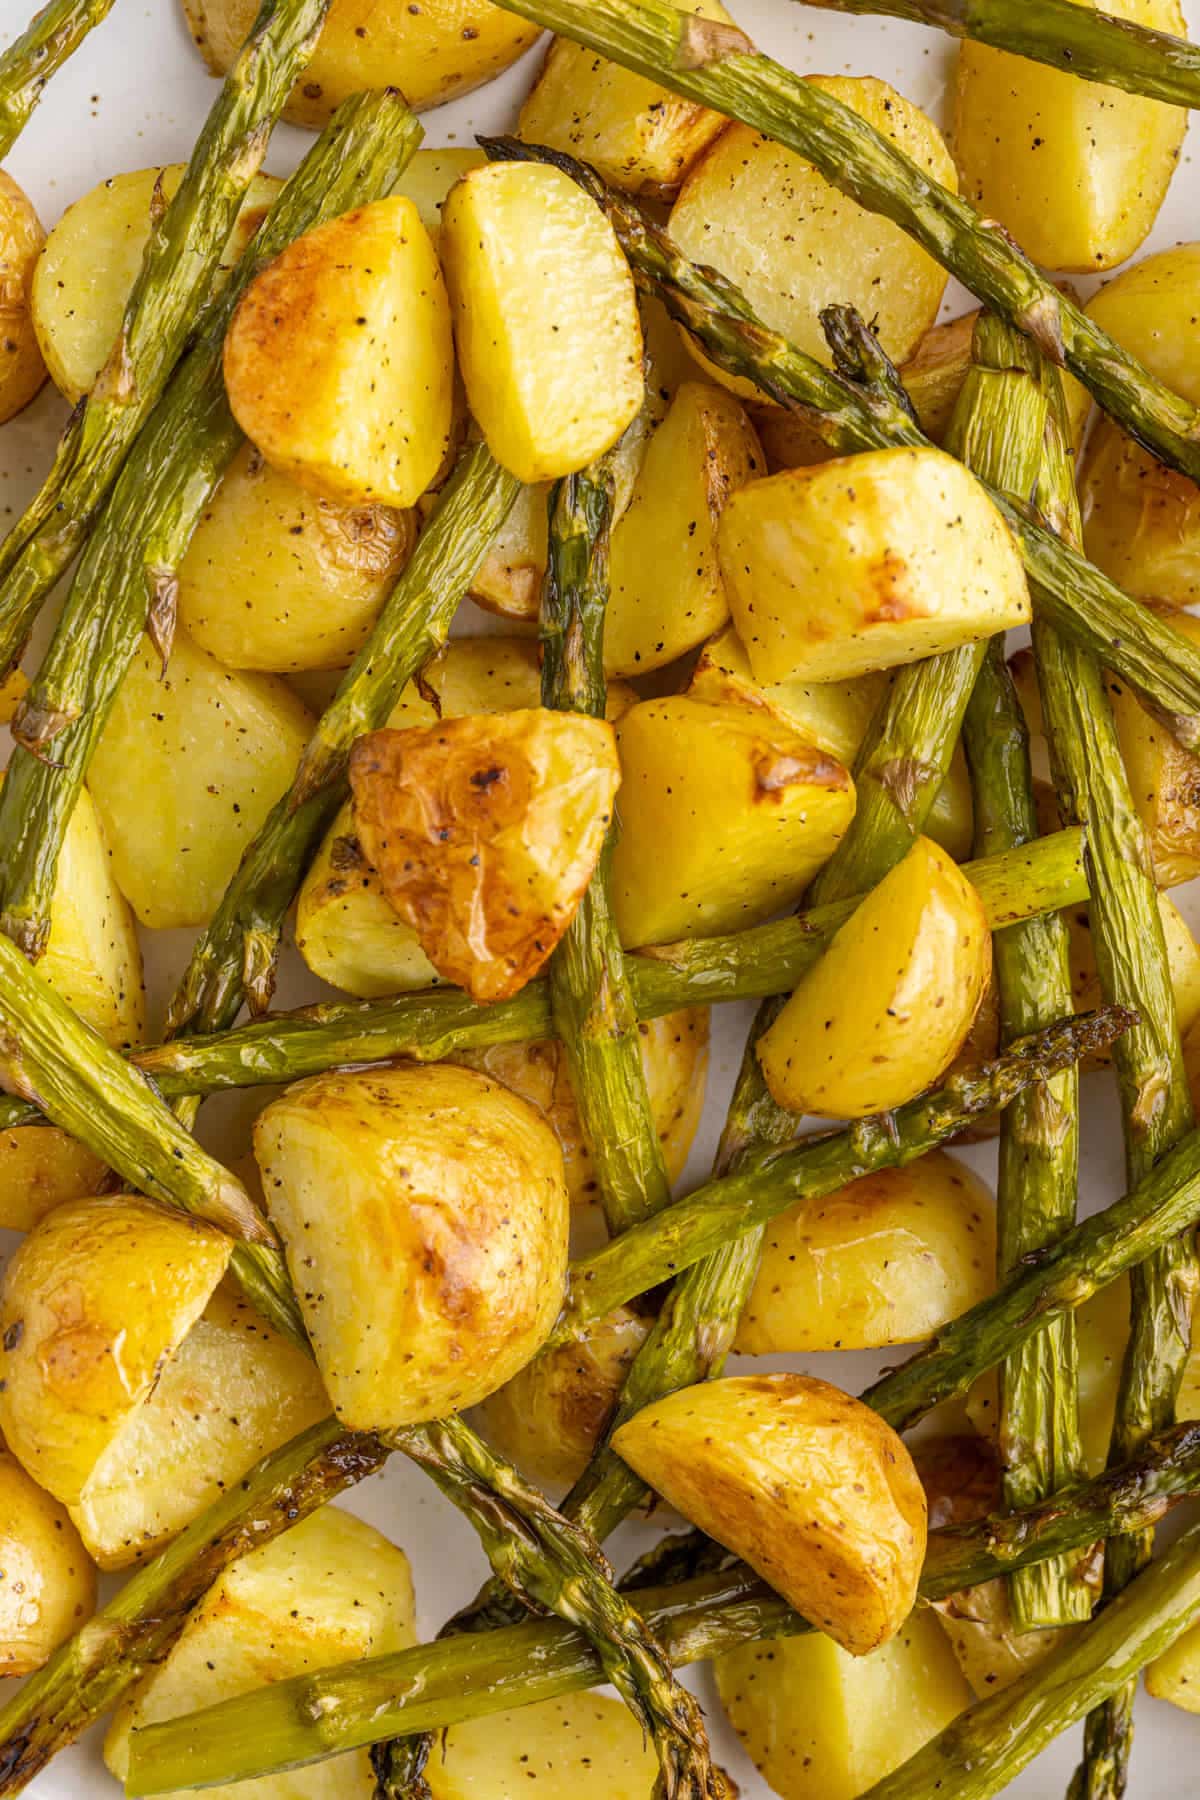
[427,1692,660,1800]
[0,1128,109,1233]
[613,1372,927,1656]
[734,1152,996,1354]
[0,171,46,423]
[349,710,620,1003]
[253,1064,569,1429]
[0,1196,231,1507]
[0,1451,96,1677]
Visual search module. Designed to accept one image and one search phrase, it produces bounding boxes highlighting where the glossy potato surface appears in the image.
[427,1692,659,1800]
[0,1127,109,1233]
[0,171,46,422]
[0,1451,96,1677]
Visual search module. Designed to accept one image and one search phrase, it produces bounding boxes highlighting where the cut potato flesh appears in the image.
[426,1692,659,1800]
[1104,613,1200,888]
[0,1450,96,1678]
[1081,417,1200,611]
[0,171,46,423]
[1086,242,1200,408]
[0,1126,109,1233]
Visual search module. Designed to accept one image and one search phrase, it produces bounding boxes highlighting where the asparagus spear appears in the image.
[486,138,1200,754]
[0,90,425,963]
[0,0,117,157]
[0,0,331,676]
[485,1,1200,484]
[124,1423,1200,1793]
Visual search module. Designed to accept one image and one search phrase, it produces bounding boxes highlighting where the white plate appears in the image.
[2,0,1200,1793]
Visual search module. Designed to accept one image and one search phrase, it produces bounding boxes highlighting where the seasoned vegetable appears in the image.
[1080,418,1200,609]
[1104,613,1200,887]
[0,171,45,423]
[0,1127,107,1233]
[0,1453,95,1679]
[0,0,118,160]
[1071,891,1200,1047]
[426,1692,658,1800]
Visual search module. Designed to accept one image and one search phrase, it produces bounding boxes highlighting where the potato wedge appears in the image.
[758,837,992,1119]
[953,0,1185,273]
[69,1284,329,1570]
[224,197,453,510]
[426,1692,658,1800]
[718,446,1031,684]
[716,1608,970,1799]
[613,1373,927,1656]
[0,172,46,423]
[254,1064,568,1429]
[734,1151,995,1354]
[611,696,856,947]
[0,1127,109,1233]
[0,1195,231,1506]
[1103,614,1200,887]
[106,1505,415,1796]
[669,86,955,397]
[181,0,539,128]
[176,443,417,672]
[32,165,279,402]
[88,628,314,930]
[441,163,643,484]
[349,710,620,1003]
[0,1451,96,1678]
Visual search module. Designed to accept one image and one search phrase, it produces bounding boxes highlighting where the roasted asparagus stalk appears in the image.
[0,0,117,157]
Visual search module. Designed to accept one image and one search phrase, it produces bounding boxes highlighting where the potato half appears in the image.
[0,171,46,422]
[253,1064,569,1429]
[441,163,644,484]
[0,1451,96,1677]
[613,1373,927,1656]
[757,836,992,1118]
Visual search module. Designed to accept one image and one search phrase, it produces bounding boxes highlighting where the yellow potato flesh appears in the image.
[757,836,991,1119]
[1081,418,1200,609]
[718,446,1031,684]
[224,197,454,510]
[1086,243,1200,406]
[393,148,486,239]
[669,84,955,397]
[253,1064,569,1430]
[0,1128,109,1233]
[440,163,644,484]
[953,0,1185,273]
[106,1506,415,1798]
[177,442,417,672]
[613,1372,927,1656]
[1104,612,1200,888]
[734,1152,995,1354]
[1070,891,1200,1046]
[426,1692,659,1800]
[611,696,856,947]
[716,1609,971,1799]
[88,628,314,930]
[1146,1621,1200,1712]
[0,171,46,423]
[0,1195,231,1507]
[0,1451,96,1677]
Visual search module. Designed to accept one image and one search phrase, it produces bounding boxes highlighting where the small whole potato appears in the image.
[613,1372,927,1656]
[0,1451,96,1677]
[253,1064,570,1429]
[0,170,46,422]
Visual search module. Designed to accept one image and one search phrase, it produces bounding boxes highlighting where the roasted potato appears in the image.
[176,443,418,672]
[757,836,992,1119]
[0,1127,109,1234]
[668,84,955,395]
[31,164,279,402]
[1103,614,1200,888]
[611,696,856,947]
[426,1692,659,1800]
[69,1284,329,1570]
[105,1505,416,1795]
[348,710,620,1002]
[394,147,487,239]
[716,1608,971,1799]
[478,1305,651,1489]
[1147,1611,1200,1711]
[517,3,730,198]
[181,0,539,128]
[0,1450,96,1677]
[0,1195,231,1506]
[87,627,314,930]
[612,1373,927,1656]
[1080,419,1200,610]
[1070,891,1200,1047]
[224,197,454,510]
[253,1064,569,1429]
[0,171,46,422]
[717,446,1031,684]
[734,1152,996,1354]
[953,0,1186,273]
[441,163,644,484]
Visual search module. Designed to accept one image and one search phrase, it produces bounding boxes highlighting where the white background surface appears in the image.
[3,0,1200,1793]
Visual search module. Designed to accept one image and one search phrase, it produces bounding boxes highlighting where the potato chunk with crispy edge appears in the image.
[0,1451,96,1678]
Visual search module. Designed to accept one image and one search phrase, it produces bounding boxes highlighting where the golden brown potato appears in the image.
[106,1505,416,1796]
[176,443,417,672]
[734,1152,996,1354]
[953,0,1186,273]
[68,1285,329,1570]
[88,628,314,930]
[1080,419,1200,610]
[757,837,992,1119]
[441,163,644,484]
[0,1195,231,1506]
[611,696,856,947]
[0,1451,96,1678]
[1103,614,1200,887]
[224,198,453,510]
[348,710,620,1002]
[718,447,1031,684]
[181,0,539,128]
[669,86,955,396]
[253,1064,569,1429]
[426,1693,659,1800]
[716,1608,971,1799]
[613,1372,927,1656]
[0,171,46,422]
[0,1127,109,1233]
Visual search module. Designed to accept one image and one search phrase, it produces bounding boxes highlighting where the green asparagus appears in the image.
[0,0,117,158]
